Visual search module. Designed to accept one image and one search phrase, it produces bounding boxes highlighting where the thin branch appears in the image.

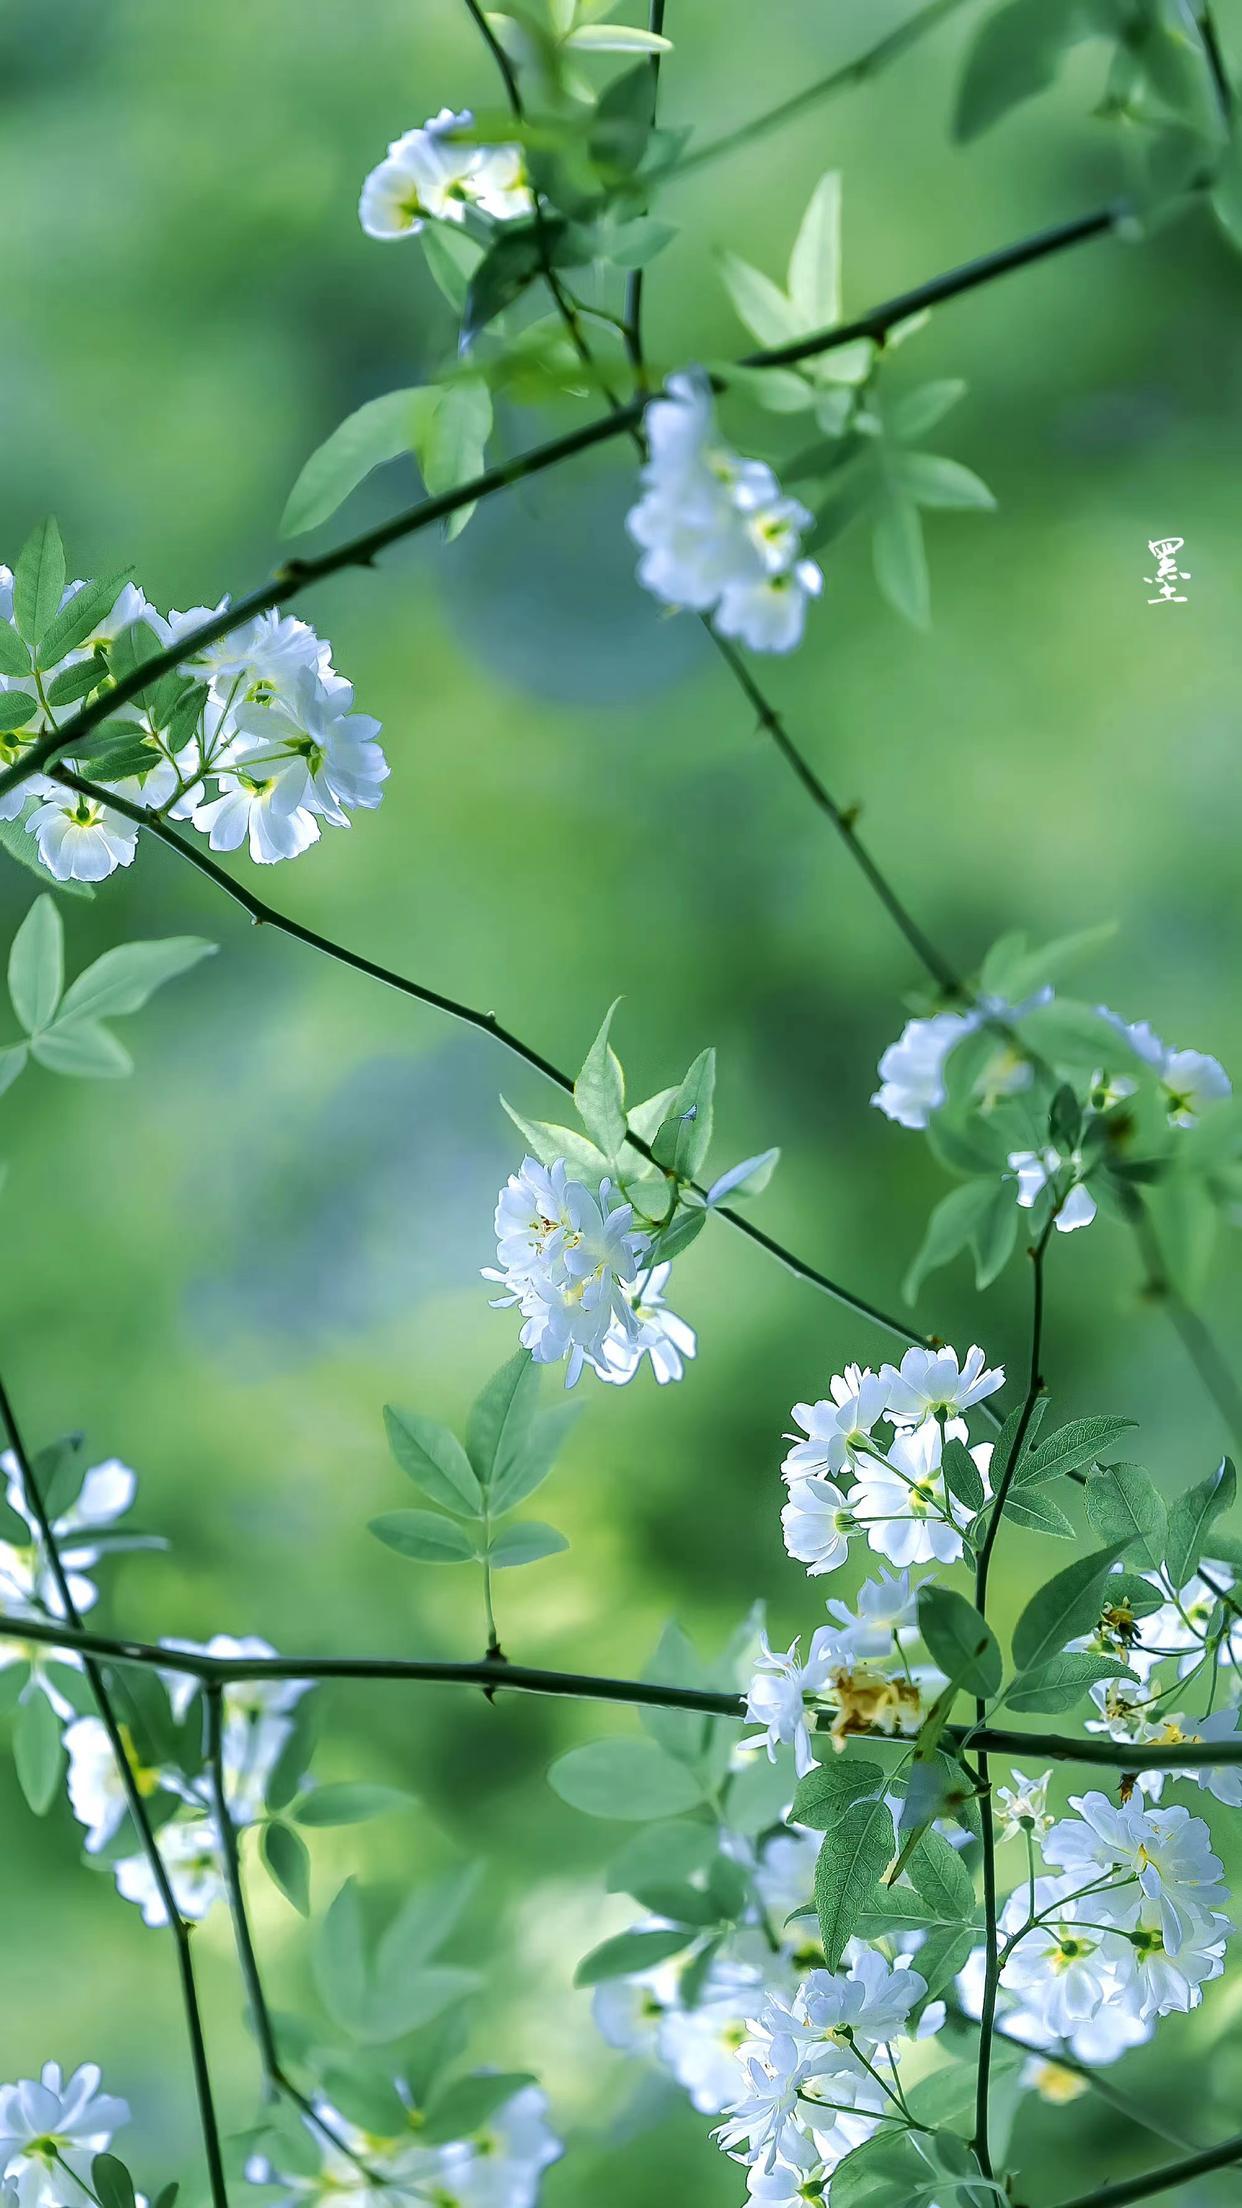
[621,0,667,384]
[945,2000,1216,2161]
[1049,2128,1242,2208]
[972,1221,1052,2181]
[0,1369,229,2208]
[1123,1186,1242,1459]
[1199,2,1233,125]
[45,763,952,1359]
[6,1611,1242,1768]
[0,197,1128,809]
[663,0,976,184]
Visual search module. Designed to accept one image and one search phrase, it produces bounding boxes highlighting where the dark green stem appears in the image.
[1050,2130,1242,2208]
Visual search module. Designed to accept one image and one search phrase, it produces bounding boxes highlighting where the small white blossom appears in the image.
[847,1418,980,1568]
[1097,1007,1230,1127]
[881,1343,1005,1424]
[1101,1896,1229,2021]
[822,1567,924,1659]
[1000,1877,1116,2038]
[781,1368,892,1483]
[781,1475,854,1577]
[485,1157,649,1387]
[994,1767,1054,1843]
[25,781,141,882]
[1043,1791,1229,1955]
[594,1262,696,1386]
[359,110,531,239]
[743,1632,835,1777]
[113,1814,227,1928]
[870,1009,977,1129]
[1008,1147,1097,1232]
[0,2064,129,2208]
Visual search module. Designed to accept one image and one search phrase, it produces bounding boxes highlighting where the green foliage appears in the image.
[313,1873,481,2043]
[1009,1542,1131,1678]
[814,1796,895,1969]
[548,1737,707,1819]
[1085,1459,1167,1569]
[1166,1456,1236,1585]
[918,1585,1002,1699]
[2,896,216,1095]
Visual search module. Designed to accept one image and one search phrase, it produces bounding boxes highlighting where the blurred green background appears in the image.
[3,0,1242,2200]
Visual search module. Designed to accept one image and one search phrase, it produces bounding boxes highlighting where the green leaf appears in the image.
[8,895,63,1033]
[499,1096,610,1178]
[704,1146,781,1209]
[1015,1415,1139,1489]
[31,1020,132,1078]
[106,620,164,711]
[294,1784,415,1826]
[606,1819,717,1897]
[0,694,38,735]
[1167,1457,1236,1586]
[651,1047,715,1179]
[903,1179,998,1304]
[872,491,929,628]
[573,1925,693,1986]
[814,1796,895,1970]
[0,621,31,677]
[382,1407,483,1517]
[37,570,134,667]
[565,20,672,48]
[92,2156,137,2208]
[466,1351,541,1503]
[907,1826,976,1921]
[1085,1461,1167,1571]
[45,658,108,708]
[1002,1486,1076,1539]
[1010,1543,1130,1674]
[14,1689,64,1814]
[261,1820,312,1914]
[1213,120,1242,253]
[574,998,627,1159]
[368,1510,481,1564]
[412,379,494,541]
[1005,1651,1136,1714]
[549,1738,706,1820]
[718,253,803,347]
[13,517,66,649]
[900,452,995,511]
[57,936,216,1024]
[588,59,659,177]
[827,2128,926,2208]
[313,1879,370,2030]
[918,1586,1001,1699]
[0,1043,28,1098]
[282,391,424,537]
[489,1404,576,1516]
[788,171,843,328]
[786,1748,883,1819]
[971,1176,1019,1289]
[420,2073,538,2147]
[464,218,568,346]
[892,380,967,439]
[953,0,1081,142]
[941,1436,985,1514]
[486,1520,568,1568]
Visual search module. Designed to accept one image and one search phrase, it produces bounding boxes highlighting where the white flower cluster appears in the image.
[778,1345,1004,1580]
[248,2080,560,2208]
[627,373,823,653]
[0,568,388,879]
[871,992,1230,1237]
[959,1786,1233,2062]
[1082,1557,1242,1807]
[359,108,532,241]
[0,1450,141,1710]
[743,1566,931,1776]
[0,2061,127,2208]
[485,1157,696,1388]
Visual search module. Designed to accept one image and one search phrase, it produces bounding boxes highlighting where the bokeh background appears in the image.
[3,0,1242,2200]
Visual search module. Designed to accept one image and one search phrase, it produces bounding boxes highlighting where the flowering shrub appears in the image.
[4,8,1242,2208]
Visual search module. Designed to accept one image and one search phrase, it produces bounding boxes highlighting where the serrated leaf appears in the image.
[814,1796,895,1970]
[368,1510,481,1563]
[262,1820,311,1914]
[941,1436,985,1514]
[1010,1543,1130,1674]
[13,517,66,649]
[574,997,626,1158]
[918,1586,1001,1699]
[1002,1486,1076,1539]
[0,622,31,677]
[1085,1461,1167,1571]
[58,937,216,1024]
[486,1519,568,1568]
[1015,1415,1138,1488]
[282,391,425,537]
[1167,1458,1236,1586]
[1005,1651,1136,1714]
[8,895,63,1033]
[0,694,38,735]
[549,1738,706,1820]
[382,1407,482,1517]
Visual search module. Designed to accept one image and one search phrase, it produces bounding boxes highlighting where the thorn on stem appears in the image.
[482,1642,509,1704]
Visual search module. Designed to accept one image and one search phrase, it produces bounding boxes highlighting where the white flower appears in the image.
[1043,1791,1229,1955]
[1000,1877,1115,2038]
[485,1157,649,1387]
[359,110,531,239]
[744,2133,829,2208]
[432,2085,561,2208]
[993,1768,1054,1843]
[1008,1147,1097,1232]
[713,2037,819,2171]
[161,1633,310,1817]
[1128,1561,1239,1683]
[0,2063,129,2208]
[113,1814,227,1927]
[870,1009,977,1129]
[1101,1896,1230,2021]
[781,1368,893,1483]
[191,738,318,864]
[880,1344,1005,1424]
[847,1418,980,1568]
[231,670,389,825]
[627,373,822,654]
[743,1632,835,1777]
[64,1716,145,1853]
[26,781,141,881]
[245,2099,437,2208]
[657,1966,769,2115]
[823,1567,924,1660]
[1097,1008,1230,1127]
[0,1454,138,1681]
[792,1948,925,2056]
[594,1262,696,1386]
[781,1476,854,1577]
[752,1829,821,1929]
[1135,1708,1242,1809]
[592,1965,671,2057]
